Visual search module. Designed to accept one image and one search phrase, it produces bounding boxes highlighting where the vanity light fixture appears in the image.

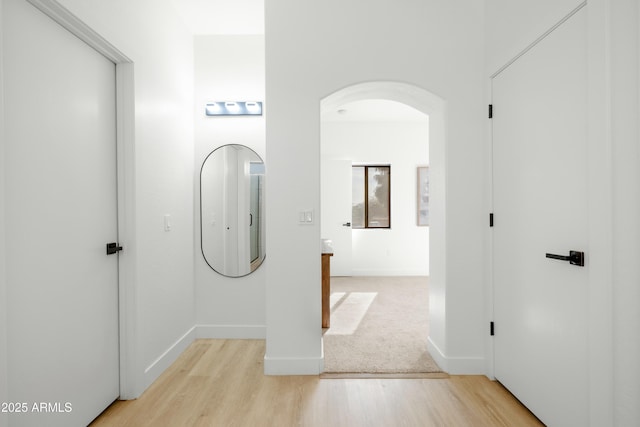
[205,101,263,116]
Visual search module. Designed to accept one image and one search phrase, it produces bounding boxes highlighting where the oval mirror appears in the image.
[200,144,265,277]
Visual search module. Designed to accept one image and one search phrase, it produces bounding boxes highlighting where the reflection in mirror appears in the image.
[201,144,265,277]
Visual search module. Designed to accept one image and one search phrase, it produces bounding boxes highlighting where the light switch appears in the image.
[299,210,314,225]
[164,214,172,231]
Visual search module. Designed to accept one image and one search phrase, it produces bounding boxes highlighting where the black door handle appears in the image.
[342,222,351,227]
[545,250,584,266]
[106,242,123,255]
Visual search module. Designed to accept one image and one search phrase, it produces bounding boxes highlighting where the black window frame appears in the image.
[352,165,391,229]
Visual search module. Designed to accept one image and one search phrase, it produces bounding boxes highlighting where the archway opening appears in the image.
[319,82,447,373]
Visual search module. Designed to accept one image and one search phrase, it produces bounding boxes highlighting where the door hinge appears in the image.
[490,321,495,336]
[488,104,493,119]
[489,213,494,227]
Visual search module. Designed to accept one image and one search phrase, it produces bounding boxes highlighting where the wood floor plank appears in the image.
[90,339,543,427]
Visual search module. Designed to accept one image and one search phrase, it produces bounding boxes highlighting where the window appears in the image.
[352,165,390,228]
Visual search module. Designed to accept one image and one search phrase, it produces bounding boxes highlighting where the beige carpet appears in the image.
[322,276,444,377]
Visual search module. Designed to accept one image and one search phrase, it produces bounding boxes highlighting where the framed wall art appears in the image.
[417,166,429,226]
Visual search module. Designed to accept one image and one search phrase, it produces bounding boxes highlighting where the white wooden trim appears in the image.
[490,1,587,79]
[196,325,266,339]
[446,357,485,375]
[143,327,196,390]
[23,0,139,400]
[484,76,495,380]
[264,355,324,375]
[586,0,614,424]
[426,336,448,372]
[427,337,485,375]
[26,0,130,63]
[115,62,139,399]
[349,269,430,276]
[0,1,10,424]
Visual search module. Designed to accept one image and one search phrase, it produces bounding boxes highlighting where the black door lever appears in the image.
[545,250,584,267]
[106,242,123,255]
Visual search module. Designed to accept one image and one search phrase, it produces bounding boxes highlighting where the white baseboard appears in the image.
[196,324,266,339]
[264,355,324,375]
[350,270,429,276]
[427,336,448,372]
[143,326,196,389]
[446,355,485,375]
[427,336,485,375]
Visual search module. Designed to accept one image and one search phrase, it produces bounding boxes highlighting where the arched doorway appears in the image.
[319,82,447,373]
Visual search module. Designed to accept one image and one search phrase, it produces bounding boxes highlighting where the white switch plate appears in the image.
[298,209,314,225]
[164,214,172,231]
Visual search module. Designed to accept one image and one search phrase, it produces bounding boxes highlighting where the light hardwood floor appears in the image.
[91,339,543,427]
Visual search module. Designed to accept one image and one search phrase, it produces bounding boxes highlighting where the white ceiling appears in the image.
[322,99,428,123]
[170,0,264,35]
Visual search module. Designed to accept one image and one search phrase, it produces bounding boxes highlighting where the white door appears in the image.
[3,0,120,426]
[321,158,352,276]
[492,8,588,427]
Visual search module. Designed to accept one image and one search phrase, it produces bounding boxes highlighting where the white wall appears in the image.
[321,120,429,276]
[265,0,485,374]
[486,0,640,425]
[7,0,197,396]
[194,35,266,338]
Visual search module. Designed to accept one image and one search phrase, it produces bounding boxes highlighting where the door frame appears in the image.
[5,0,139,400]
[487,1,614,424]
[0,1,7,418]
[320,158,353,277]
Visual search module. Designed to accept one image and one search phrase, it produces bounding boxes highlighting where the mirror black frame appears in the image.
[200,144,265,277]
